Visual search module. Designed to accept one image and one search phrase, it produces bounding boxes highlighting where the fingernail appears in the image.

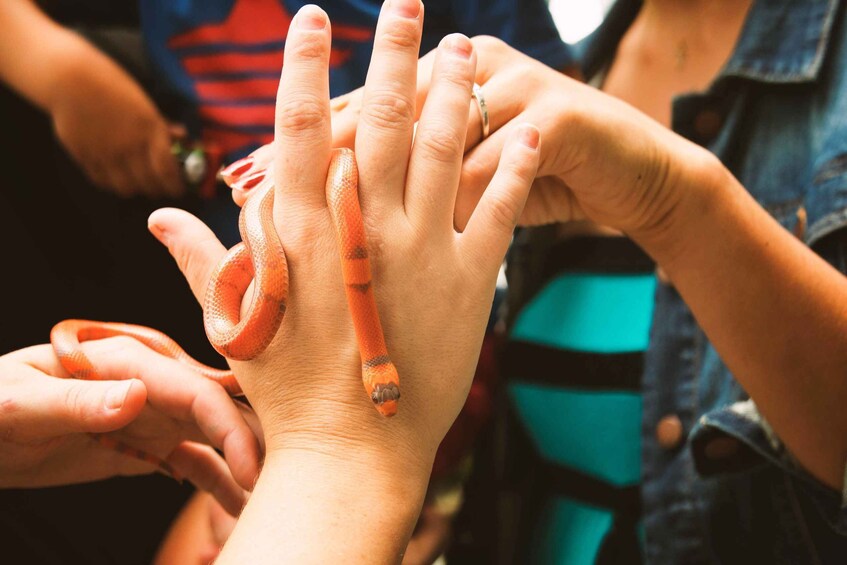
[105,381,133,410]
[220,156,255,182]
[232,170,266,192]
[441,34,472,60]
[388,0,421,19]
[296,5,327,30]
[147,222,171,247]
[517,124,540,150]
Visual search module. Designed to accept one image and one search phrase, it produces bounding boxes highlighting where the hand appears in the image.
[402,503,454,565]
[239,37,715,244]
[440,37,719,244]
[153,493,236,565]
[148,2,539,561]
[0,339,261,515]
[47,53,185,198]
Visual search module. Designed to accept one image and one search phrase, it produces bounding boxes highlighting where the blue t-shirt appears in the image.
[140,0,572,160]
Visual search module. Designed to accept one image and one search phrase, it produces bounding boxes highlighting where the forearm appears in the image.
[0,0,119,112]
[642,154,847,488]
[217,447,431,564]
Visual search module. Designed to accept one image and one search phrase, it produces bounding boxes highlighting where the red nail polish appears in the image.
[233,170,265,192]
[220,156,255,183]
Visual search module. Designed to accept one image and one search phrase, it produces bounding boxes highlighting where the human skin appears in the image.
[237,20,847,493]
[151,2,847,563]
[0,0,183,197]
[0,339,262,515]
[147,0,541,560]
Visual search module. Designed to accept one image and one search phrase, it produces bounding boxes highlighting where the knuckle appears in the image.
[378,19,421,51]
[275,97,328,138]
[360,92,415,131]
[436,63,474,91]
[486,192,522,231]
[503,153,535,181]
[287,33,327,61]
[64,382,91,421]
[0,396,19,420]
[416,127,463,163]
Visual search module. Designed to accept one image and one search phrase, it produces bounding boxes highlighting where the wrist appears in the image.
[629,145,730,269]
[219,445,431,563]
[260,407,437,488]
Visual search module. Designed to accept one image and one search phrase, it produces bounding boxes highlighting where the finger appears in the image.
[230,168,269,200]
[460,124,540,274]
[219,144,274,188]
[79,161,113,194]
[208,495,238,545]
[231,175,271,208]
[455,118,514,231]
[149,129,185,198]
[220,155,257,187]
[462,67,526,152]
[402,505,452,565]
[148,207,227,303]
[169,123,188,140]
[166,442,247,517]
[97,160,135,198]
[274,5,332,210]
[1,368,147,441]
[83,337,261,490]
[249,143,275,170]
[330,49,437,150]
[406,34,476,227]
[125,148,160,198]
[355,0,423,213]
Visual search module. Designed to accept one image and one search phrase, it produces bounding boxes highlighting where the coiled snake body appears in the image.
[51,149,399,474]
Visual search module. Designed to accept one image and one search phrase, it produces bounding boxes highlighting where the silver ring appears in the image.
[471,83,490,139]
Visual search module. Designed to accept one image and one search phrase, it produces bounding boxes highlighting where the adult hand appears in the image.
[47,53,185,198]
[232,36,716,247]
[0,339,261,515]
[402,503,454,565]
[148,2,539,561]
[435,37,718,243]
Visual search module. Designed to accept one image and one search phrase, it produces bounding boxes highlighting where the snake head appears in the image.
[371,382,400,417]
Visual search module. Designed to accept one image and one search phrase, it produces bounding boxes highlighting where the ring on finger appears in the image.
[471,83,490,139]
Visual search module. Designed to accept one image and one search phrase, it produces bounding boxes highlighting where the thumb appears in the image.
[168,122,188,141]
[18,378,147,440]
[148,207,228,304]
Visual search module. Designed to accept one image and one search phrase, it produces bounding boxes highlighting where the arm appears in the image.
[0,0,183,197]
[446,38,847,489]
[0,0,84,113]
[643,159,847,489]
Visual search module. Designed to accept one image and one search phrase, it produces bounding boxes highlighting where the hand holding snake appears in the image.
[49,12,541,552]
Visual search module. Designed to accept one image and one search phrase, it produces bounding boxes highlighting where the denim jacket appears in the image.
[579,1,847,562]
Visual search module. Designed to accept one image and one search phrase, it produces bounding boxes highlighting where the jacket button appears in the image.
[656,415,684,449]
[693,109,723,143]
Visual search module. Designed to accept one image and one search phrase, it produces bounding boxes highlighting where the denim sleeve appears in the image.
[420,0,575,70]
[690,227,847,534]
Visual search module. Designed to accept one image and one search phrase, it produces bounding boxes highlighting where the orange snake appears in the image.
[51,148,399,474]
